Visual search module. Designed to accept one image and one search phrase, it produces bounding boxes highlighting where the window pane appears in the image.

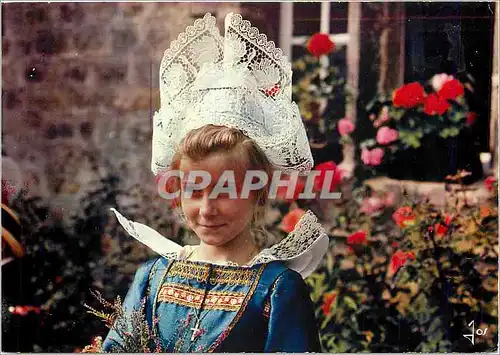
[404,2,494,155]
[291,44,308,62]
[293,2,321,36]
[329,2,348,34]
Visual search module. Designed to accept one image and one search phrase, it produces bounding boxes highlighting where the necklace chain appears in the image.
[181,253,212,345]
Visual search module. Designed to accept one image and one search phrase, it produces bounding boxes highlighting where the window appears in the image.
[280,2,350,59]
[279,2,361,122]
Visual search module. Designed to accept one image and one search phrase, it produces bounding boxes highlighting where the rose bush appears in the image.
[360,73,475,171]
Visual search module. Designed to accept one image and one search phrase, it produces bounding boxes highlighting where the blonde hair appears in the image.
[170,124,273,248]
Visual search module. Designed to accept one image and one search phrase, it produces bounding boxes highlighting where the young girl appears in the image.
[101,12,329,353]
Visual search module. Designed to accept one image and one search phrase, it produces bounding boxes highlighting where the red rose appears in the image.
[434,223,448,237]
[392,206,415,228]
[438,79,464,100]
[393,82,426,108]
[390,250,415,274]
[307,33,335,57]
[424,93,451,115]
[484,176,497,192]
[480,205,492,219]
[321,292,337,316]
[466,112,477,126]
[279,208,305,233]
[347,231,368,245]
[313,161,343,193]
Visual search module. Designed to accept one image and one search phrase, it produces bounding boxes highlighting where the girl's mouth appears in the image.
[199,224,226,229]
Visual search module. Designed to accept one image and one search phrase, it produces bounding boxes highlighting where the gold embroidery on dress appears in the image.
[168,261,256,285]
[262,274,280,319]
[158,283,246,311]
[262,299,271,319]
[209,269,255,286]
[169,262,211,282]
[207,264,266,352]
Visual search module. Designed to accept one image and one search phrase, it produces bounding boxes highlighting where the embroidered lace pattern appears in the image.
[250,210,327,265]
[152,12,314,175]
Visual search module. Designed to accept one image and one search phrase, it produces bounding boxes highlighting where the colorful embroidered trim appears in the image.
[168,261,256,285]
[262,299,271,319]
[207,264,266,352]
[158,283,246,311]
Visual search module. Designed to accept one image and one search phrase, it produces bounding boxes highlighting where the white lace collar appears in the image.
[110,208,329,279]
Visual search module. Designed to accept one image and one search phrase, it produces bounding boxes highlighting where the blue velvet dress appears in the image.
[102,256,322,352]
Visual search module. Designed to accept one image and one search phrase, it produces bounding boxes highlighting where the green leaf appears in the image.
[399,130,423,148]
[343,296,358,310]
[439,127,460,138]
[449,110,466,123]
[360,139,377,149]
[390,107,405,121]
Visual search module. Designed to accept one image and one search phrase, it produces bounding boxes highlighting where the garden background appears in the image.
[2,2,498,353]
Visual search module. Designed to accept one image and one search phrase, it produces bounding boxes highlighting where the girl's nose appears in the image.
[199,194,218,217]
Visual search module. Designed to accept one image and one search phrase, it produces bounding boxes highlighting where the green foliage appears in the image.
[306,183,498,352]
[2,174,182,352]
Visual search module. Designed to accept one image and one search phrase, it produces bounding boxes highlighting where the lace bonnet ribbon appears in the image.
[152,12,314,175]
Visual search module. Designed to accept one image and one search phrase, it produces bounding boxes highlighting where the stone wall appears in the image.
[2,2,241,214]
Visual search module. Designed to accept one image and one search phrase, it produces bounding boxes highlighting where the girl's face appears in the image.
[179,153,257,247]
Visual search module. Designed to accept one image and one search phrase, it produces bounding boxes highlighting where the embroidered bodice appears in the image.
[101,208,328,352]
[102,257,322,352]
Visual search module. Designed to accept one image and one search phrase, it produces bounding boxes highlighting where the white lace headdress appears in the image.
[152,12,314,175]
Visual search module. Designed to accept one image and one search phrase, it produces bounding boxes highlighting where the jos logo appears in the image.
[463,320,488,345]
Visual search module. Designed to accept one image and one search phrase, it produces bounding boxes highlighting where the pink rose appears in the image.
[431,73,454,92]
[338,118,355,136]
[361,148,384,166]
[360,196,384,215]
[376,127,399,145]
